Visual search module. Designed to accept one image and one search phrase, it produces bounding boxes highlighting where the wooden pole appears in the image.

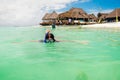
[116,9,118,22]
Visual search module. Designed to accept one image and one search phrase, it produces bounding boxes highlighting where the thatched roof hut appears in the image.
[97,13,109,23]
[42,13,51,20]
[88,14,97,21]
[42,11,58,20]
[105,8,120,22]
[97,13,108,19]
[59,11,71,19]
[49,11,58,20]
[106,8,120,18]
[41,11,58,25]
[59,8,88,19]
[69,8,88,19]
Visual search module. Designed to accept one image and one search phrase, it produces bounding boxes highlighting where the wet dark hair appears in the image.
[44,33,56,42]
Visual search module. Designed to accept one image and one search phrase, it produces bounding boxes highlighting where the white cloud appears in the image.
[0,0,80,26]
[79,0,90,3]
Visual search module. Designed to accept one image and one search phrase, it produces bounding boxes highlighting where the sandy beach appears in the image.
[81,22,120,28]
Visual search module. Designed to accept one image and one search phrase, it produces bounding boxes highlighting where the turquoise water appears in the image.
[0,26,120,80]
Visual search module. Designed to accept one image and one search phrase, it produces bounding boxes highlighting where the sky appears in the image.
[0,0,120,26]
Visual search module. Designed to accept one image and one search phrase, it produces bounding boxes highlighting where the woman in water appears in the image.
[44,30,56,43]
[14,29,88,44]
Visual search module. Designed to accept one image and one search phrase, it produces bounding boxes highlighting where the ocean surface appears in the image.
[0,26,120,80]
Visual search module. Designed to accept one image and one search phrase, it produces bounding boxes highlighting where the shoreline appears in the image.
[40,22,120,29]
[81,22,120,28]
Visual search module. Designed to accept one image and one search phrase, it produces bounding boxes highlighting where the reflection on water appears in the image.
[0,26,120,80]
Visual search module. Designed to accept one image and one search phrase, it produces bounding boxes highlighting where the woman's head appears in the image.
[45,33,55,42]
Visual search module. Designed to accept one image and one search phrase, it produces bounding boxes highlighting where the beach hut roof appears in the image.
[88,14,97,20]
[59,8,88,19]
[98,13,109,19]
[69,8,87,14]
[49,11,58,19]
[106,8,120,18]
[59,11,71,18]
[42,13,51,20]
[69,8,88,18]
[42,11,58,20]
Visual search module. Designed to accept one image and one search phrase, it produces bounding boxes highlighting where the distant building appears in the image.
[58,8,89,25]
[97,13,109,23]
[88,14,97,23]
[40,11,58,25]
[40,8,99,25]
[105,8,120,22]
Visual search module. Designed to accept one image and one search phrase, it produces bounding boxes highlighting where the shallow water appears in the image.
[0,26,120,80]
